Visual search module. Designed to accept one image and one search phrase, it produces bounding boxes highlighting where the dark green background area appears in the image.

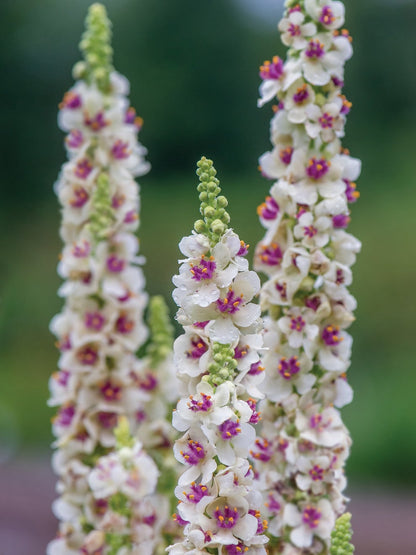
[0,0,415,486]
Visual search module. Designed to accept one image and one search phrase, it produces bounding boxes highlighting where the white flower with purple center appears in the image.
[305,0,345,30]
[283,499,335,548]
[278,9,317,50]
[258,56,302,108]
[262,346,315,402]
[296,404,346,447]
[305,99,344,142]
[284,80,316,124]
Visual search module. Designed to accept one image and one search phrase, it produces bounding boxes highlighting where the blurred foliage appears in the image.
[0,0,415,486]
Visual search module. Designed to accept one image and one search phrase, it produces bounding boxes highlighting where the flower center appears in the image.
[344,179,360,203]
[107,255,125,273]
[66,129,83,149]
[72,240,90,258]
[237,240,249,256]
[218,419,241,440]
[320,6,335,26]
[112,140,130,159]
[234,344,248,359]
[84,111,108,131]
[56,404,75,427]
[304,225,318,238]
[267,493,281,514]
[279,146,294,165]
[257,196,280,220]
[77,345,98,366]
[259,55,284,80]
[247,398,261,424]
[306,157,330,180]
[180,440,206,465]
[260,243,283,266]
[288,23,301,37]
[250,438,272,462]
[305,39,325,59]
[100,380,122,401]
[305,296,321,311]
[85,311,105,331]
[74,158,93,180]
[139,372,158,391]
[115,314,134,334]
[302,506,322,529]
[185,481,209,503]
[319,112,334,129]
[322,325,343,346]
[190,255,216,281]
[290,316,306,332]
[332,214,350,228]
[187,336,208,359]
[188,393,212,412]
[59,91,82,110]
[217,289,243,314]
[70,186,89,208]
[97,411,118,429]
[309,464,325,481]
[214,505,239,529]
[278,356,300,380]
[248,361,265,376]
[293,83,310,104]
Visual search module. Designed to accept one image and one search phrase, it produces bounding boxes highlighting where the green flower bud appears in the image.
[330,513,355,554]
[146,295,174,368]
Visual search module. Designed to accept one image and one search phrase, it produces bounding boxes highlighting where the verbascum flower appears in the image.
[168,157,268,554]
[254,1,360,553]
[47,4,177,553]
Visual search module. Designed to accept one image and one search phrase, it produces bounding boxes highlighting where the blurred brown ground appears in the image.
[1,457,415,555]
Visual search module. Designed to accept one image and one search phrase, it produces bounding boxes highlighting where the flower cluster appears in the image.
[255,0,360,552]
[330,513,354,554]
[168,157,268,554]
[48,5,177,553]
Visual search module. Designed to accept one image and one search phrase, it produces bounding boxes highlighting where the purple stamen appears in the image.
[332,214,350,228]
[305,39,325,59]
[290,316,306,332]
[257,196,279,220]
[107,255,125,273]
[306,157,330,180]
[322,325,343,346]
[279,146,293,165]
[309,465,324,481]
[66,129,83,149]
[97,411,118,429]
[84,111,108,132]
[56,404,75,427]
[77,345,98,366]
[188,393,213,412]
[344,179,360,203]
[187,336,208,359]
[139,372,158,391]
[293,84,310,104]
[185,482,210,503]
[305,296,321,311]
[214,505,239,529]
[60,91,82,110]
[72,240,90,258]
[112,139,130,159]
[218,419,241,440]
[259,55,284,81]
[85,311,105,331]
[100,380,122,401]
[74,158,93,180]
[248,361,264,376]
[260,243,283,266]
[302,506,322,529]
[251,438,273,462]
[180,440,206,465]
[319,112,334,129]
[70,186,89,208]
[190,256,216,281]
[115,314,134,334]
[278,356,300,380]
[304,225,318,238]
[320,6,335,26]
[217,289,243,314]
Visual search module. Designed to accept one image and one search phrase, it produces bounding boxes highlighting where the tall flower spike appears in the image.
[168,158,268,554]
[330,513,354,554]
[47,3,176,553]
[254,0,361,553]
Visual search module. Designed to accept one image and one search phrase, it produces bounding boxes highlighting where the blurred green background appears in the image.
[0,0,415,487]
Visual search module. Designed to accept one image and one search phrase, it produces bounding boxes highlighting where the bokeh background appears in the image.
[0,0,415,553]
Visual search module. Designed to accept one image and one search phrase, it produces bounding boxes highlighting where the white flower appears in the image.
[304,0,345,30]
[279,10,317,50]
[284,499,335,547]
